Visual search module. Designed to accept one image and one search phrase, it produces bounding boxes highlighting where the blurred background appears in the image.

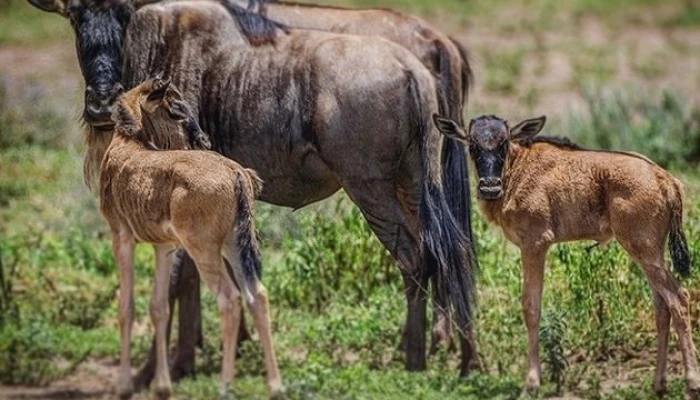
[1,0,700,398]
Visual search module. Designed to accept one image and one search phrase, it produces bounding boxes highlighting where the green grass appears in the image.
[0,0,72,45]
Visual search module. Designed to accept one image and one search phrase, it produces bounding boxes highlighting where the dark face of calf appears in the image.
[432,113,548,200]
[27,0,134,128]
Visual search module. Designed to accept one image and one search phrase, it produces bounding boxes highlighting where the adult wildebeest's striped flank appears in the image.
[433,113,699,397]
[101,77,280,399]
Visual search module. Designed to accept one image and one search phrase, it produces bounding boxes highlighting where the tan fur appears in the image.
[435,114,700,397]
[100,78,281,399]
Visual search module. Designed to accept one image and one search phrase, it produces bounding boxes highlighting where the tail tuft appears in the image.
[668,179,690,278]
[234,173,263,284]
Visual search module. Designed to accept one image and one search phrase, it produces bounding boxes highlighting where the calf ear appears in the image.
[510,116,546,141]
[432,114,468,143]
[142,79,171,113]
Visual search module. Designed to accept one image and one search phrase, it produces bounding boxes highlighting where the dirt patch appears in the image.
[0,359,149,400]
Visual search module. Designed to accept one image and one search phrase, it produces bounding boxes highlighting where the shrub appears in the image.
[567,87,700,168]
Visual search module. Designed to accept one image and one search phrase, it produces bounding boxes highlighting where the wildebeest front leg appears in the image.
[112,231,135,399]
[521,248,547,394]
[151,245,176,399]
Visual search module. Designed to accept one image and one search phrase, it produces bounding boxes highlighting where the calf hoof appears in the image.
[154,386,171,400]
[653,377,667,397]
[688,374,700,400]
[270,384,287,400]
[523,371,540,395]
[117,384,134,400]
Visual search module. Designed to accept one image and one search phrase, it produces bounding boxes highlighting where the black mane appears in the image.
[219,0,288,46]
[520,136,583,150]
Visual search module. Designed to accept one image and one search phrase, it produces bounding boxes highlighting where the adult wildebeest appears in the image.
[433,113,700,397]
[103,77,280,399]
[26,0,478,385]
[192,0,476,356]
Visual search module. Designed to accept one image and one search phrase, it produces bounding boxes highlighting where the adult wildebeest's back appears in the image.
[259,0,472,120]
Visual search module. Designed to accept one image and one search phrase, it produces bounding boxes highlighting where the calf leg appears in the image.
[521,248,547,394]
[151,245,177,399]
[643,262,699,396]
[652,291,671,396]
[134,251,201,390]
[189,250,243,398]
[246,284,283,395]
[112,232,135,400]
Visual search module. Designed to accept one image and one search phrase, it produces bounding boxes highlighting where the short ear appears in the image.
[142,78,171,113]
[432,114,468,143]
[509,116,546,141]
[27,0,65,14]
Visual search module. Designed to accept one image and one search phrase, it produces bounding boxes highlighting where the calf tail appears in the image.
[233,169,264,286]
[668,178,690,278]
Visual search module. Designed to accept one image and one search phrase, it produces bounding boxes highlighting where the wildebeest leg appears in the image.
[189,248,243,398]
[170,253,202,381]
[134,252,201,389]
[151,245,176,399]
[629,250,700,396]
[343,182,426,371]
[521,248,546,394]
[245,284,283,394]
[112,231,135,400]
[652,291,671,395]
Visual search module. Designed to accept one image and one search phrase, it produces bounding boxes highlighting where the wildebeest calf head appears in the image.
[114,76,211,151]
[433,113,546,200]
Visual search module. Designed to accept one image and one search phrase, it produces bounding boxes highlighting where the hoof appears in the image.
[270,385,287,400]
[154,387,171,400]
[117,385,134,400]
[653,377,667,397]
[218,387,236,400]
[523,370,540,396]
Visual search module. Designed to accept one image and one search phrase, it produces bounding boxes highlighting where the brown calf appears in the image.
[100,77,281,399]
[433,113,699,396]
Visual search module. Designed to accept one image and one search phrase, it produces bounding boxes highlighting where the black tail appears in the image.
[405,70,477,333]
[669,179,690,278]
[233,170,264,285]
[436,37,478,302]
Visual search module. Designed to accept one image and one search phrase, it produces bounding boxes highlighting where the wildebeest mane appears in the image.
[520,136,583,150]
[218,0,288,46]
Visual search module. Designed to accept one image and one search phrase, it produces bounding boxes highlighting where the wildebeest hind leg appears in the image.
[343,182,427,371]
